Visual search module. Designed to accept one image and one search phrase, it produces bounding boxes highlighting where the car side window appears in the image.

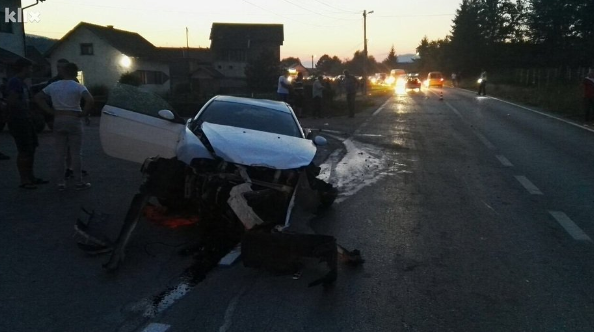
[105,84,173,118]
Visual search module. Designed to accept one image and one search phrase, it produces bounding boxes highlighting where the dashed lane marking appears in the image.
[496,155,514,167]
[514,176,543,195]
[444,101,496,150]
[473,131,496,150]
[549,211,592,242]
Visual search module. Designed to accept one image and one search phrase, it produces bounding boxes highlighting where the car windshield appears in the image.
[190,100,302,138]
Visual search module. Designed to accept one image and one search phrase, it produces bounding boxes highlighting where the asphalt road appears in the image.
[2,87,594,332]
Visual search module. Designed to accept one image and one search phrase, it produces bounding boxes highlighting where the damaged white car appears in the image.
[91,84,361,286]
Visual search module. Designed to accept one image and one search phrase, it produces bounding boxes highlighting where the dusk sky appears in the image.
[23,0,460,64]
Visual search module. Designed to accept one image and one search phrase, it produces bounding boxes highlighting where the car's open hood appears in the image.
[201,122,316,169]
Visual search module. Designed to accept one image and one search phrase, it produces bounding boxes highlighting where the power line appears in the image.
[311,0,359,14]
[282,0,359,21]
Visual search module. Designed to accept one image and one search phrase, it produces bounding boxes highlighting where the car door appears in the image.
[100,84,184,164]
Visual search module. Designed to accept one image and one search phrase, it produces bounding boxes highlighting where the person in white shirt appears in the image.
[277,70,290,102]
[34,63,94,191]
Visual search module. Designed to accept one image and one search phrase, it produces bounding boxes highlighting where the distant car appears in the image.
[405,76,422,91]
[426,72,444,88]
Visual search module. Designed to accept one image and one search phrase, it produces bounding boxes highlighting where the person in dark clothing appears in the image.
[343,70,358,118]
[292,72,305,117]
[0,79,11,160]
[584,68,594,123]
[5,58,48,189]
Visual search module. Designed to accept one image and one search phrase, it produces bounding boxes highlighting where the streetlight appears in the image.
[363,10,374,96]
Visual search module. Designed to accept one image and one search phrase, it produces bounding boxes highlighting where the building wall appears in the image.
[0,0,26,57]
[49,27,170,94]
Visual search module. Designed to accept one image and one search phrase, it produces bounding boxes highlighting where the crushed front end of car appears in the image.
[87,118,361,287]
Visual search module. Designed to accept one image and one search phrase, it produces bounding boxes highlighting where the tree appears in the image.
[382,45,398,69]
[344,50,378,76]
[315,54,343,75]
[245,50,281,92]
[280,57,302,69]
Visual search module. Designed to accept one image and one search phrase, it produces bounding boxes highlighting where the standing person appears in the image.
[584,68,594,123]
[292,72,305,117]
[0,78,11,161]
[477,70,487,96]
[35,63,94,191]
[277,70,290,102]
[5,58,48,189]
[312,76,325,118]
[46,58,88,179]
[451,72,458,87]
[343,70,358,118]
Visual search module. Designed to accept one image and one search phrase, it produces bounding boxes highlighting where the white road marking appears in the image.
[142,323,171,332]
[473,131,496,150]
[549,211,592,242]
[455,88,594,134]
[495,155,514,167]
[218,287,246,332]
[514,176,543,195]
[444,101,496,150]
[354,98,391,135]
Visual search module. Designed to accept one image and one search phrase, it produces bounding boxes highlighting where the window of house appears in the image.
[0,12,13,33]
[80,43,94,55]
[134,70,169,85]
[222,49,247,62]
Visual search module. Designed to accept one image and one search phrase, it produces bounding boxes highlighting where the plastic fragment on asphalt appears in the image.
[219,245,242,266]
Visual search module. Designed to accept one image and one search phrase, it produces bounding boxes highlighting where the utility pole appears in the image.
[311,55,314,70]
[363,10,373,96]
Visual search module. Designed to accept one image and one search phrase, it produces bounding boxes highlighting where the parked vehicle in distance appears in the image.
[426,72,444,88]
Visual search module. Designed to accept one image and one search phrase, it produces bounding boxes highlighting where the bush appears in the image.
[119,72,141,86]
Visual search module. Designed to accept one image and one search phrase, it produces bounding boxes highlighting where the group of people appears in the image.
[277,69,359,118]
[1,58,94,191]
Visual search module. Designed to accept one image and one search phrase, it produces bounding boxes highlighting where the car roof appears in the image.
[212,95,292,114]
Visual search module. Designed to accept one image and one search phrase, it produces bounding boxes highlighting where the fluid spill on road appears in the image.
[318,138,401,204]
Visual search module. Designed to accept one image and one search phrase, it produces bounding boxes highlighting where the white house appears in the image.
[0,0,27,80]
[46,22,171,94]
